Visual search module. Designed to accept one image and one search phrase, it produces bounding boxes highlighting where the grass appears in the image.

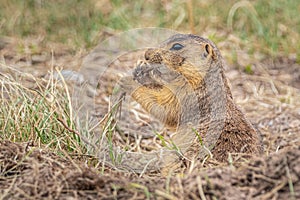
[0,2,299,199]
[0,0,298,166]
[0,0,299,57]
[0,65,86,155]
[0,0,299,164]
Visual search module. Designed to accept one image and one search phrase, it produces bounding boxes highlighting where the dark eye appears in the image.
[170,43,184,51]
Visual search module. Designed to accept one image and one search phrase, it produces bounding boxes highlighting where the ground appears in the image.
[0,34,300,199]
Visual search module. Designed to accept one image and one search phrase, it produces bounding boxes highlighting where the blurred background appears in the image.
[0,0,299,62]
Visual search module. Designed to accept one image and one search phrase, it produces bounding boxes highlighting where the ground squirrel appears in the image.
[118,34,262,169]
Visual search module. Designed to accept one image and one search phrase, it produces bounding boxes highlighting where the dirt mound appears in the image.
[1,140,299,199]
[0,141,136,199]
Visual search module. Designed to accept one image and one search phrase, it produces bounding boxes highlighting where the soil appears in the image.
[1,139,299,199]
[0,36,300,199]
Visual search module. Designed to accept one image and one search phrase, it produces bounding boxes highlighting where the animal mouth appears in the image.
[132,58,181,88]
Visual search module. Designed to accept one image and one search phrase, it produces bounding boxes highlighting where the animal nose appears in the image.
[144,48,162,63]
[144,48,154,61]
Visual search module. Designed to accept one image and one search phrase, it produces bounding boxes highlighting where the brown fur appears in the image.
[120,34,262,163]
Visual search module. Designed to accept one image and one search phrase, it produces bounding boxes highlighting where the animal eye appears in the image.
[170,43,184,51]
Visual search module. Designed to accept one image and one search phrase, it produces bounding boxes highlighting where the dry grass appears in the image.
[1,34,300,198]
[0,0,300,199]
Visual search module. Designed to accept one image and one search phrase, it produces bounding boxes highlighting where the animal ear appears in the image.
[203,43,216,60]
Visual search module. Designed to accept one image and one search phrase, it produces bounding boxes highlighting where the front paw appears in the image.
[133,60,161,86]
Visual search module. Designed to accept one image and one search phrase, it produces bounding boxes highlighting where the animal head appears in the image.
[143,34,220,75]
[160,34,218,67]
